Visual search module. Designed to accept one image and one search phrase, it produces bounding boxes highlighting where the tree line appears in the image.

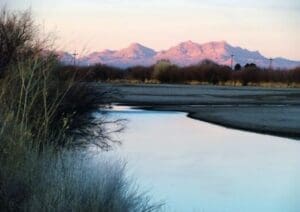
[59,60,300,86]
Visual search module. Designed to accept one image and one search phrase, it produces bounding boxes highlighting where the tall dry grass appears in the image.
[0,7,162,211]
[0,142,161,211]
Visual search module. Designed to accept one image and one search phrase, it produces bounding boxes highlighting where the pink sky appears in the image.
[5,0,300,60]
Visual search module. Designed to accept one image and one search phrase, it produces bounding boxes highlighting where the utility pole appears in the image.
[72,51,78,66]
[269,58,273,70]
[230,54,234,70]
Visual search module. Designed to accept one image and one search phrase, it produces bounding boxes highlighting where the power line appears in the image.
[269,58,273,70]
[72,51,78,66]
[230,54,234,70]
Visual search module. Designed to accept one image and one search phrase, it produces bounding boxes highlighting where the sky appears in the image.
[3,0,300,60]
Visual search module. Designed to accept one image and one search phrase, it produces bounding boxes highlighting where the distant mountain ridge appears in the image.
[58,41,300,69]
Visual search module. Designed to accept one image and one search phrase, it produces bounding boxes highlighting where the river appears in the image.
[97,106,300,212]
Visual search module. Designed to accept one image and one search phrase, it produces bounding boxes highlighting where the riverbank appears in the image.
[142,105,300,139]
[99,83,300,139]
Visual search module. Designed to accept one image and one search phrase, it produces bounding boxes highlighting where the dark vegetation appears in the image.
[60,60,300,86]
[0,8,161,211]
[0,8,121,150]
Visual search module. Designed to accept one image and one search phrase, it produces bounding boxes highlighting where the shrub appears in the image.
[0,7,162,212]
[0,8,43,76]
[0,141,162,212]
[152,60,182,83]
[0,6,122,150]
[234,63,242,71]
[126,66,153,82]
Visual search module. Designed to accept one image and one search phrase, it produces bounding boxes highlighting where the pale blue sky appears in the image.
[3,0,300,59]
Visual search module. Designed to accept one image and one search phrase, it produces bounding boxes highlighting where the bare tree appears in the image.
[0,7,124,150]
[0,8,41,75]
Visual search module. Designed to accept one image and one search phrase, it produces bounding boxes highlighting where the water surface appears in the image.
[99,106,300,212]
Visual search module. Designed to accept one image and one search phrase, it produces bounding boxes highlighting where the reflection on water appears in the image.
[98,106,300,212]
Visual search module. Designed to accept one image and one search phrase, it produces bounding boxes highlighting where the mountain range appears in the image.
[58,41,300,69]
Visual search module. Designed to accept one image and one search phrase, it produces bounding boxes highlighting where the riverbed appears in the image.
[97,83,300,138]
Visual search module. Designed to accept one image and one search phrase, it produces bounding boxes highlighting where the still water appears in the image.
[100,106,300,212]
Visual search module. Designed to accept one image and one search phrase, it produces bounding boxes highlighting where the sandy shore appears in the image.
[99,83,300,139]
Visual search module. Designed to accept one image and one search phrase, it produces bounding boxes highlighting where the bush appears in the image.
[0,6,122,150]
[0,7,163,212]
[0,8,42,76]
[152,60,182,83]
[0,142,162,212]
[126,66,153,82]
